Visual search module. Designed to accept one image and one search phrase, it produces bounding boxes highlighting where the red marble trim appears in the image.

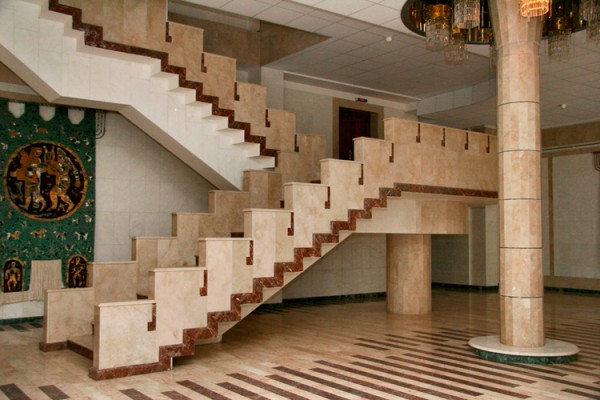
[147,304,156,332]
[200,270,208,296]
[47,1,277,159]
[200,53,207,73]
[67,339,93,360]
[39,341,68,352]
[288,212,294,236]
[165,22,172,43]
[246,240,254,265]
[89,362,168,380]
[359,164,364,185]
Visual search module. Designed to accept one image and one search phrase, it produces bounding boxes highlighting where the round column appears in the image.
[470,1,578,362]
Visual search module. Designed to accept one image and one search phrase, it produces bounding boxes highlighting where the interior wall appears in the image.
[544,150,600,290]
[95,112,215,262]
[283,234,386,299]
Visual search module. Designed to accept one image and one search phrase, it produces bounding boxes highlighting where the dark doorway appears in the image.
[338,107,375,160]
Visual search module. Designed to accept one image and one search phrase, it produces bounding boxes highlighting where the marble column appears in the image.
[490,1,544,347]
[386,234,431,315]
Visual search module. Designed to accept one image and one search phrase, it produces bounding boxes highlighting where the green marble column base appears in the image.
[469,335,579,364]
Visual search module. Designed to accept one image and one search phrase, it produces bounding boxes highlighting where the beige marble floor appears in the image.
[1,289,599,399]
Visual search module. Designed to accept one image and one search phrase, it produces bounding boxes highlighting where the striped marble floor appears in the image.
[0,289,599,399]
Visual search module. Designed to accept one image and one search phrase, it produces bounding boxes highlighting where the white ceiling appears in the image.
[175,0,600,130]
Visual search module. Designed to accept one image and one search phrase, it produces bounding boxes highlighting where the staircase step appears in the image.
[67,335,94,360]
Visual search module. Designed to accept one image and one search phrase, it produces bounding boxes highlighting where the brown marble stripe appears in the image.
[547,364,600,379]
[267,374,348,400]
[316,360,470,400]
[385,334,453,346]
[561,388,600,399]
[351,360,483,397]
[353,355,529,398]
[354,342,389,351]
[274,366,388,400]
[414,333,449,342]
[228,373,311,400]
[120,389,153,400]
[162,391,192,400]
[217,382,270,399]
[436,347,572,379]
[356,337,416,351]
[177,380,230,400]
[386,354,530,386]
[394,353,536,384]
[0,384,30,400]
[310,367,429,400]
[39,385,69,400]
[438,348,600,393]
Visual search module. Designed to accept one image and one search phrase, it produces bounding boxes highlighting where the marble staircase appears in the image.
[1,0,499,381]
[0,0,324,189]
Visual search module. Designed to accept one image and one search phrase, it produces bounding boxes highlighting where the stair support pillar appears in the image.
[386,234,431,315]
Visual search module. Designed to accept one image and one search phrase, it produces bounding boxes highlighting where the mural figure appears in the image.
[67,255,87,288]
[4,142,87,220]
[2,259,24,292]
[45,146,81,213]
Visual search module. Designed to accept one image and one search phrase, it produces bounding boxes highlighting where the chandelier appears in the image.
[401,0,591,62]
[520,0,551,17]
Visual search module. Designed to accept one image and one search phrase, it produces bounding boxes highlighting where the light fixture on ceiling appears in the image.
[454,0,481,29]
[581,0,600,43]
[520,0,551,18]
[445,29,468,64]
[401,0,591,63]
[425,4,452,50]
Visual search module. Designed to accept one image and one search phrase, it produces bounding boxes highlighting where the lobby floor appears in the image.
[1,289,599,399]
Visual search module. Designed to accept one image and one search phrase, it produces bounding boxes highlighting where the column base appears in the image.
[469,335,579,364]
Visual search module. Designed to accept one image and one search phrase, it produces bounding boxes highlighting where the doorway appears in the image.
[338,107,376,160]
[332,99,384,161]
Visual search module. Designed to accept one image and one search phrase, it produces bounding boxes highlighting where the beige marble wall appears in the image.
[283,183,330,248]
[96,112,213,262]
[43,288,94,345]
[94,300,158,370]
[199,239,253,313]
[150,267,207,347]
[244,209,294,278]
[90,261,138,304]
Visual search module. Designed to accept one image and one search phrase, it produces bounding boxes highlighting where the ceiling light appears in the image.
[425,4,451,51]
[520,0,551,18]
[454,0,481,29]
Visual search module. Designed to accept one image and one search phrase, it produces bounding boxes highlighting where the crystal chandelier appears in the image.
[520,0,551,17]
[425,4,451,51]
[445,33,467,64]
[454,0,481,29]
[548,29,572,60]
[581,0,600,44]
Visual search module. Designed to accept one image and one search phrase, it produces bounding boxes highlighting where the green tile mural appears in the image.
[0,98,95,291]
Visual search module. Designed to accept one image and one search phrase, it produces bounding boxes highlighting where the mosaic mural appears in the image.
[0,99,95,291]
